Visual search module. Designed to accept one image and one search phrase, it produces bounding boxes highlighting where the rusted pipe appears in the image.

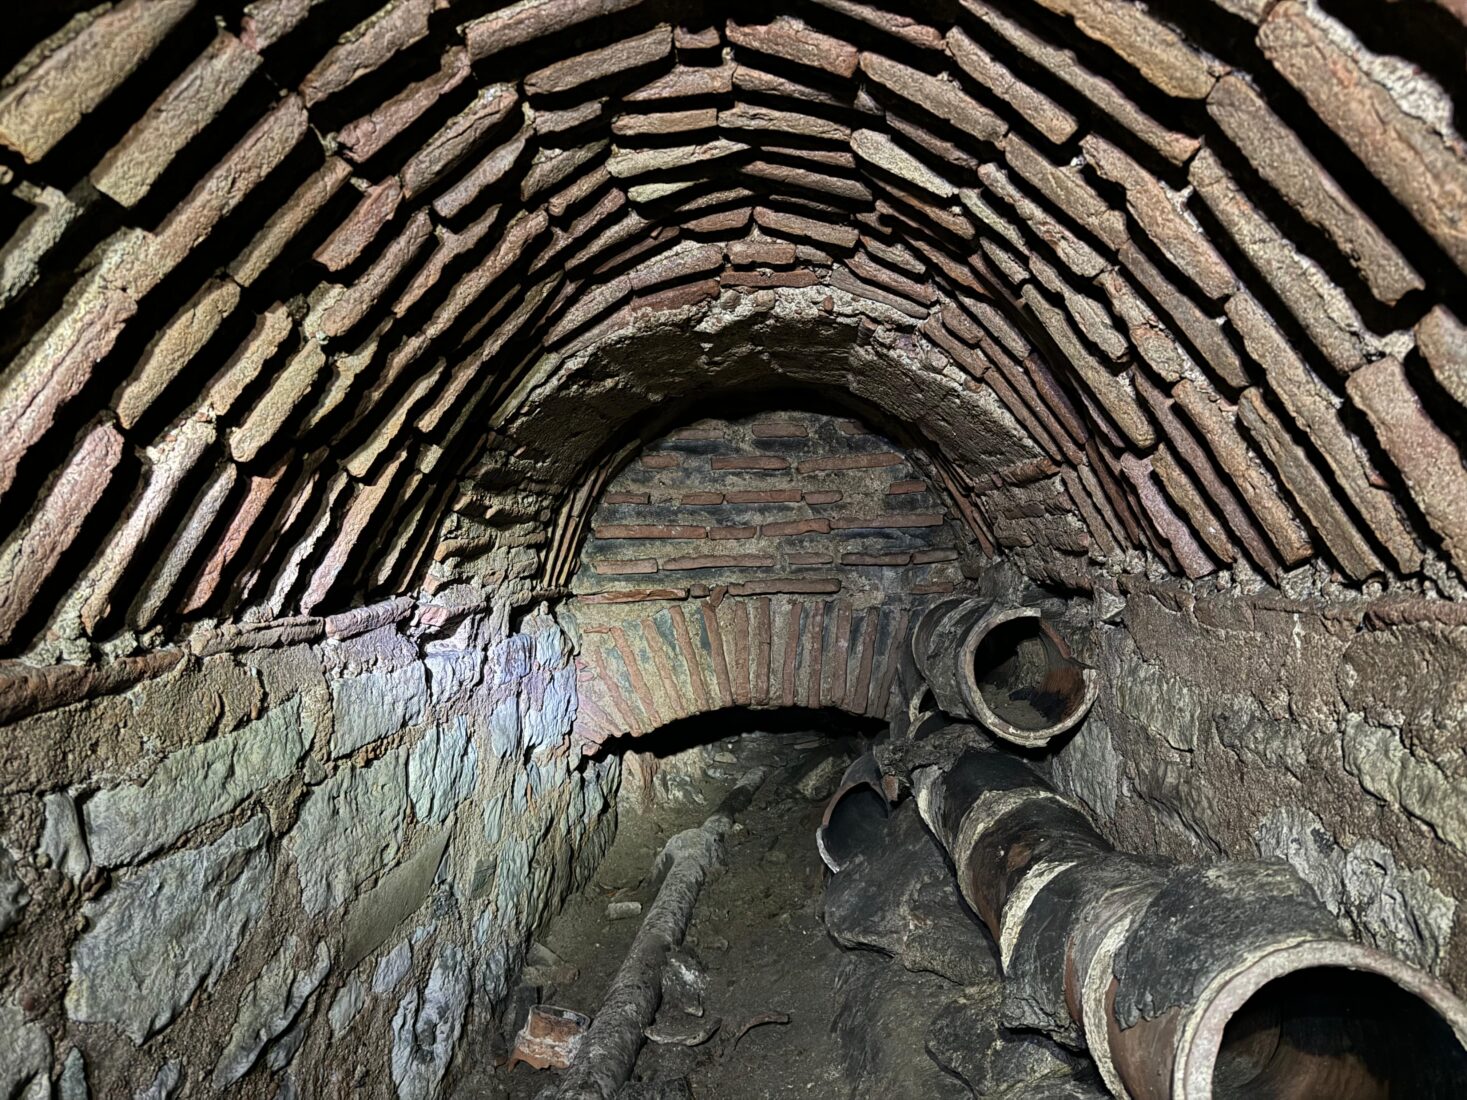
[909,598,1097,747]
[912,739,1467,1099]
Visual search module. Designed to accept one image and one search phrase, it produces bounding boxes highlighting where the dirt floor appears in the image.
[459,723,1104,1100]
[467,728,856,1099]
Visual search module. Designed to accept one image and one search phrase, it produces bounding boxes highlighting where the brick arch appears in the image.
[570,592,911,750]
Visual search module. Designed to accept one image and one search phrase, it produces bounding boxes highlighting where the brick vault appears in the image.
[2,0,1467,1096]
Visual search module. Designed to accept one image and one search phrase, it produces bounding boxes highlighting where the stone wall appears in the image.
[0,598,618,1098]
[1036,570,1467,994]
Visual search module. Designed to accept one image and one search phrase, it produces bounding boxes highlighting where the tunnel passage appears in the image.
[565,407,966,745]
[2,0,1467,1097]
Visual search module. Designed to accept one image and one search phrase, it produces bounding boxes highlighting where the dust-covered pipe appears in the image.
[912,738,1467,1099]
[552,766,770,1100]
[908,598,1097,747]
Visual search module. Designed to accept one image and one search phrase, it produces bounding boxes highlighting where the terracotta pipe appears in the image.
[908,598,1098,747]
[815,753,898,873]
[912,739,1467,1099]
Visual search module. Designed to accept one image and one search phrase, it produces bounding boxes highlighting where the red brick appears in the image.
[762,519,831,537]
[671,427,723,441]
[711,455,789,471]
[526,25,671,95]
[728,240,798,267]
[633,279,720,314]
[710,526,757,540]
[887,480,926,495]
[787,553,835,566]
[841,552,913,566]
[753,207,859,250]
[700,601,734,707]
[663,554,776,570]
[781,602,802,706]
[579,588,687,604]
[463,0,646,60]
[682,491,724,505]
[0,0,194,163]
[670,604,711,711]
[727,16,859,77]
[803,490,843,505]
[805,600,826,708]
[912,549,959,564]
[611,625,663,728]
[641,454,681,469]
[727,489,801,503]
[910,581,957,595]
[596,524,706,539]
[735,579,840,598]
[338,47,471,163]
[829,513,944,529]
[798,452,902,473]
[314,178,402,273]
[593,559,659,575]
[720,269,822,289]
[730,599,752,705]
[604,492,651,504]
[851,611,881,714]
[1347,356,1467,575]
[0,423,124,644]
[751,420,809,438]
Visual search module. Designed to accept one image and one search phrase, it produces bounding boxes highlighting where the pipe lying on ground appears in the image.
[911,736,1467,1099]
[815,753,896,873]
[908,598,1097,747]
[552,766,770,1100]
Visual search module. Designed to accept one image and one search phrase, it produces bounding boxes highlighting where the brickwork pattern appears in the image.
[573,595,911,745]
[0,1,1465,668]
[574,410,961,600]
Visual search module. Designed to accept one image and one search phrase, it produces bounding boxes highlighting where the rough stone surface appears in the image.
[1257,805,1455,971]
[332,665,429,756]
[390,945,471,1100]
[289,750,408,916]
[1,0,1467,1090]
[86,698,308,865]
[67,817,272,1042]
[212,937,332,1086]
[408,717,478,825]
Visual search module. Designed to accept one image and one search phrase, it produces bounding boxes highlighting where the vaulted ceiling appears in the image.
[2,0,1466,659]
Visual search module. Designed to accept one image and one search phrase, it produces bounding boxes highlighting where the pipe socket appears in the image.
[909,598,1097,747]
[914,741,1467,1099]
[815,753,897,873]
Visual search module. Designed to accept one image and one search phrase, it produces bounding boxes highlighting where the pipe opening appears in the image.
[967,613,1090,737]
[1210,967,1467,1099]
[818,785,889,871]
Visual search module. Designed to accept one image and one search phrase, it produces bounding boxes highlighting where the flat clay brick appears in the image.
[829,513,944,529]
[841,552,913,566]
[728,489,801,504]
[727,17,859,78]
[595,524,706,539]
[798,452,902,473]
[711,455,789,471]
[763,519,831,537]
[662,553,777,570]
[593,559,659,575]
